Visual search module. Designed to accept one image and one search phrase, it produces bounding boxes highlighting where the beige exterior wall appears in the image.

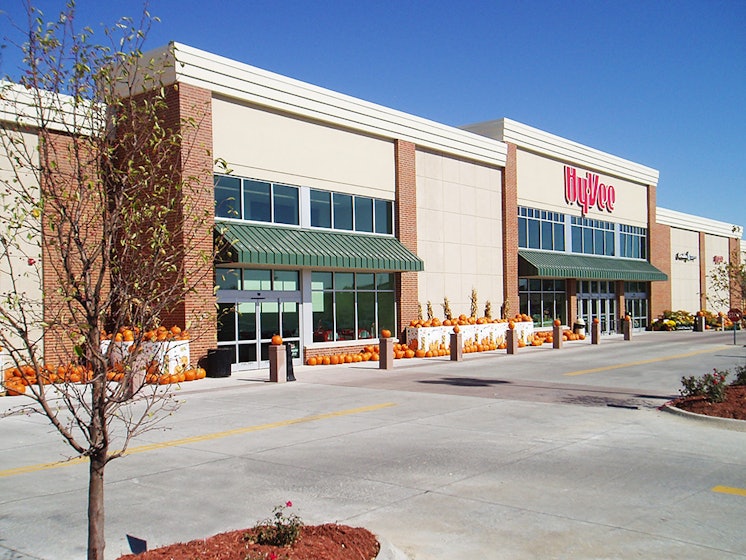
[211,95,395,198]
[669,228,701,311]
[0,130,44,353]
[516,150,648,226]
[416,149,503,317]
[704,233,731,312]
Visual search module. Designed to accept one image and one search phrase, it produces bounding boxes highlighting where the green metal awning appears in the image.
[216,222,424,271]
[519,249,668,281]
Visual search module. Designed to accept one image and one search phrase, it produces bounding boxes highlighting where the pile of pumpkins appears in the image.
[3,362,208,396]
[305,345,381,366]
[529,325,586,345]
[101,325,190,342]
[409,313,533,328]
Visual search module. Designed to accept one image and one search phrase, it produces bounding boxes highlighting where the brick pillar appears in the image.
[395,139,418,338]
[41,132,105,365]
[502,143,519,318]
[567,278,578,327]
[159,83,216,365]
[729,237,742,309]
[648,185,671,319]
[698,231,707,311]
[616,281,626,330]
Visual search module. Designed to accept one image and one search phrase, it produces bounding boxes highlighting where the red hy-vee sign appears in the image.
[564,166,616,215]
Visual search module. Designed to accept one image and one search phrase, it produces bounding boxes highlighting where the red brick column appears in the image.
[567,279,578,326]
[394,139,418,337]
[616,281,626,328]
[729,237,742,308]
[159,83,216,365]
[648,185,671,318]
[502,143,519,318]
[698,231,707,311]
[41,132,106,364]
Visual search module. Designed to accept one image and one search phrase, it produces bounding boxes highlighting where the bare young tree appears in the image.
[708,250,746,313]
[0,3,213,559]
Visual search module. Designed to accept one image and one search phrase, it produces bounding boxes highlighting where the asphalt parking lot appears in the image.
[1,330,745,559]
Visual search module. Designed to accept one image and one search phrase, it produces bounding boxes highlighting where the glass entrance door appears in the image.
[625,298,648,330]
[577,281,618,334]
[577,297,617,334]
[217,292,301,370]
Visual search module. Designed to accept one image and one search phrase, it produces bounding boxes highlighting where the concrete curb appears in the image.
[660,403,746,432]
[375,536,411,560]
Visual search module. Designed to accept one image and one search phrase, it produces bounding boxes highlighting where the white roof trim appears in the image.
[147,43,507,168]
[657,207,743,239]
[0,81,99,135]
[462,118,659,186]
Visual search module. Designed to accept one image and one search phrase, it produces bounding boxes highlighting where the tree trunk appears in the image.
[88,449,107,560]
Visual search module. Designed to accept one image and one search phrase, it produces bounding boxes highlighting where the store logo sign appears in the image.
[675,251,696,262]
[564,166,616,215]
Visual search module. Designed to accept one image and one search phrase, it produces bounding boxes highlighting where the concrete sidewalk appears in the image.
[1,330,745,559]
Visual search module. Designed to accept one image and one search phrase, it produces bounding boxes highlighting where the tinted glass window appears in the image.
[333,193,353,230]
[273,184,299,225]
[355,197,374,232]
[244,180,271,222]
[215,176,241,219]
[311,190,331,228]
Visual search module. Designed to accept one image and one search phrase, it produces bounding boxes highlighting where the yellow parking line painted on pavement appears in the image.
[712,485,746,497]
[564,346,727,376]
[0,402,397,479]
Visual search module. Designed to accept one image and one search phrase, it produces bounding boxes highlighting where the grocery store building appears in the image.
[143,43,745,370]
[2,42,742,371]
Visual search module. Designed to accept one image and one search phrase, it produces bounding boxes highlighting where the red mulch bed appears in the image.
[668,384,746,420]
[116,523,379,560]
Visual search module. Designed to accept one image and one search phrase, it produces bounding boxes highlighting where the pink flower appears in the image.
[285,501,293,508]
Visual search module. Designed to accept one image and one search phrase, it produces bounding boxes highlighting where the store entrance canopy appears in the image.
[519,249,667,281]
[216,222,424,271]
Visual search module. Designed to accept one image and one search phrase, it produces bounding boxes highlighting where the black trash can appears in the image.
[206,347,232,378]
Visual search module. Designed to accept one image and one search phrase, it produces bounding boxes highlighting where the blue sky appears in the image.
[2,1,745,237]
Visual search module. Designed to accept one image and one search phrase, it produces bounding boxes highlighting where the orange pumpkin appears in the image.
[380,329,392,339]
[593,317,600,324]
[508,321,515,329]
[553,319,561,327]
[453,325,460,334]
[271,334,283,346]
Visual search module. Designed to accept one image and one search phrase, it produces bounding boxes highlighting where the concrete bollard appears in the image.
[450,332,463,361]
[552,324,563,349]
[269,344,287,383]
[379,337,394,370]
[506,327,518,354]
[623,316,632,341]
[591,320,601,345]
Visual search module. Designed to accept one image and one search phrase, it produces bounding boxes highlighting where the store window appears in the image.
[311,189,393,235]
[620,225,647,259]
[333,193,353,230]
[519,279,567,327]
[518,207,565,251]
[214,175,299,225]
[312,271,395,342]
[215,268,299,291]
[571,217,615,256]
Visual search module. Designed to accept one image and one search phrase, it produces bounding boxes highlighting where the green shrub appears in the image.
[247,502,303,548]
[732,364,746,386]
[680,369,729,403]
